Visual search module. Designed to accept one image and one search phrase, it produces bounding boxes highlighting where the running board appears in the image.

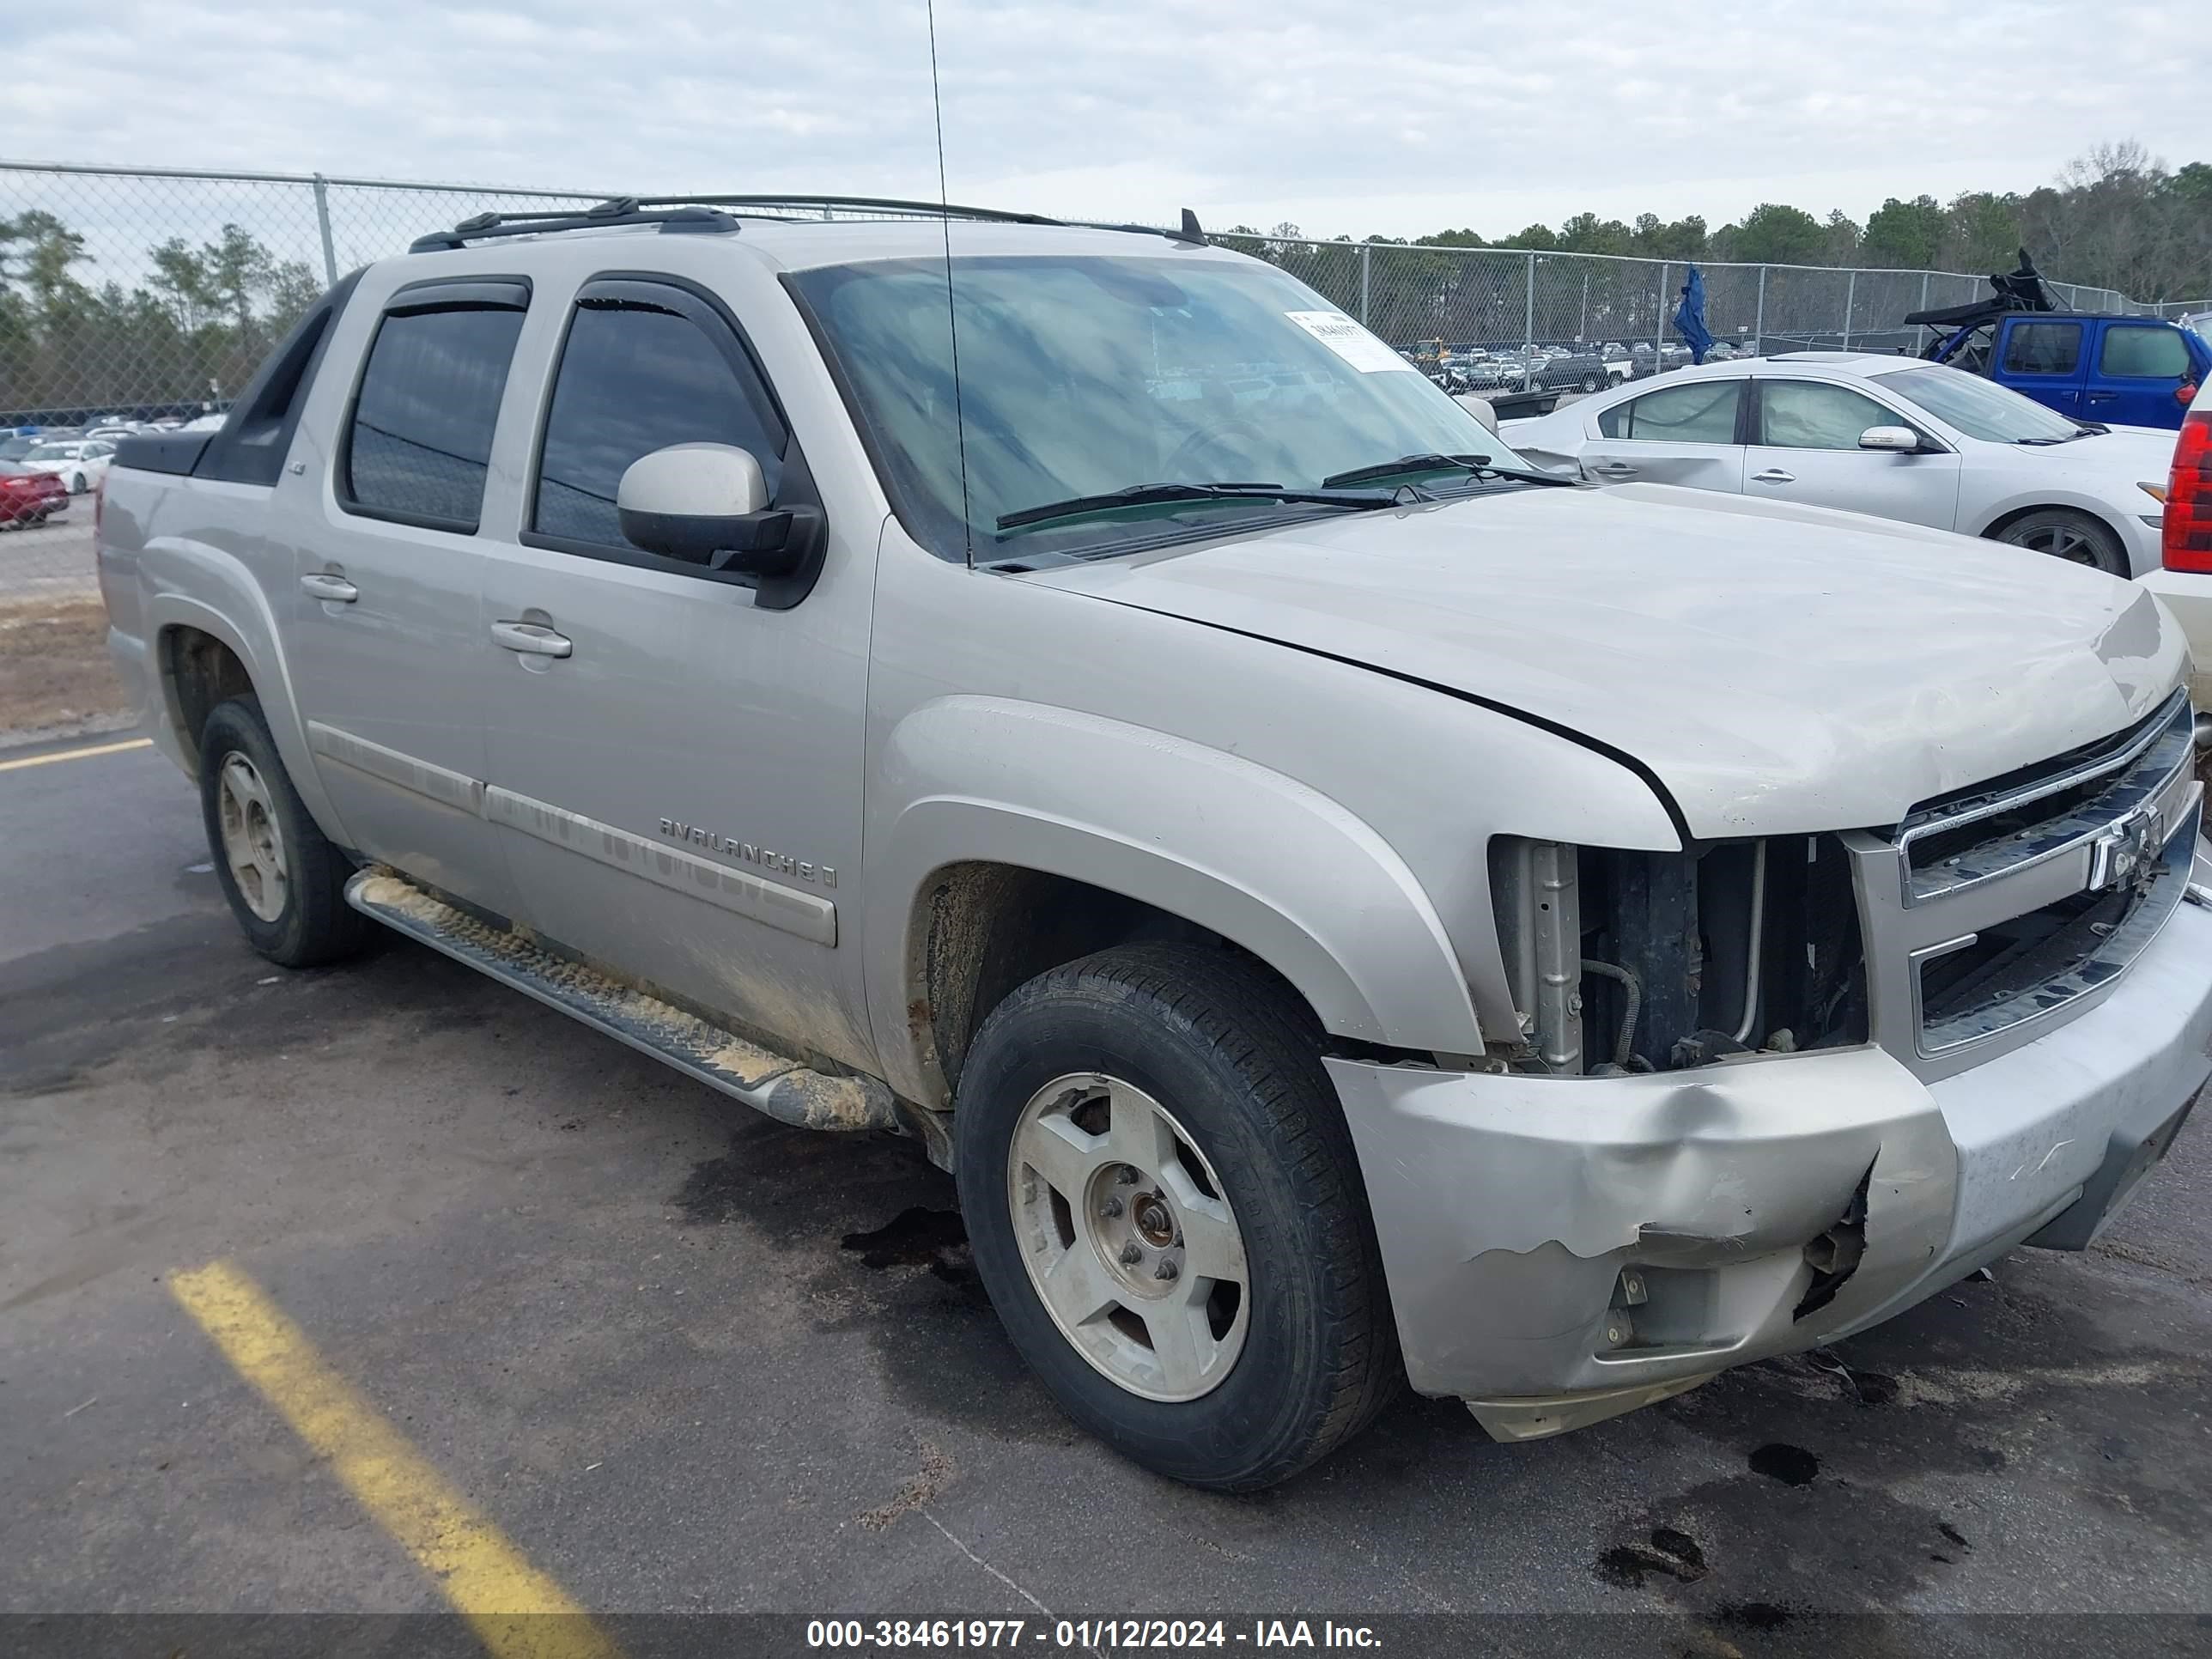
[344,869,902,1138]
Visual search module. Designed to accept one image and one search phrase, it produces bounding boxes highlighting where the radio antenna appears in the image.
[926,0,974,567]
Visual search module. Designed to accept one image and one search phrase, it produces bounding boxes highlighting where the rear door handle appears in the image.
[1751,468,1796,484]
[491,620,573,659]
[300,572,358,603]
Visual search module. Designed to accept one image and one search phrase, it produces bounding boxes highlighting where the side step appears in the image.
[345,869,902,1138]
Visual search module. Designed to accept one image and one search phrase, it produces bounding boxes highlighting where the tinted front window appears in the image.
[1758,381,1901,449]
[788,254,1520,562]
[1872,364,2082,443]
[2099,325,2190,379]
[344,306,525,527]
[533,301,784,551]
[2002,322,2081,375]
[1597,380,1741,442]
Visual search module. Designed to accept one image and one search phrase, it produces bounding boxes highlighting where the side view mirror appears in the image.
[1454,392,1501,435]
[1858,425,1920,453]
[616,442,819,578]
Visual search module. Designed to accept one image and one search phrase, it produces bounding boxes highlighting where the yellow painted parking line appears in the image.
[0,736,152,772]
[169,1261,620,1659]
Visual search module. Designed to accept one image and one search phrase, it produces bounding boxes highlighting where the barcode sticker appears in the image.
[1285,310,1416,373]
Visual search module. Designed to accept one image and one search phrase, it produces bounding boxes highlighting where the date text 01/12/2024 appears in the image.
[804,1620,1382,1649]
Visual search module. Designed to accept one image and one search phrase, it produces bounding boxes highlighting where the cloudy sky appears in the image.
[17,0,2209,241]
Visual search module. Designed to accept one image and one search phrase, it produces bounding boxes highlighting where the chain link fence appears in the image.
[0,158,2168,432]
[1215,231,2142,362]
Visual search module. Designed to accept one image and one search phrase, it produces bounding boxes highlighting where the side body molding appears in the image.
[866,696,1484,1106]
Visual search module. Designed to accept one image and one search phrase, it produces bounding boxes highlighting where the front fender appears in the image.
[865,697,1483,1104]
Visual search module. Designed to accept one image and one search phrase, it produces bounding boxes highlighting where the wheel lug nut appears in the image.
[1099,1196,1124,1218]
[1153,1259,1179,1281]
[1120,1242,1144,1265]
[1117,1164,1141,1185]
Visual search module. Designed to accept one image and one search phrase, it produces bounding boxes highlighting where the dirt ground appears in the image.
[0,597,133,741]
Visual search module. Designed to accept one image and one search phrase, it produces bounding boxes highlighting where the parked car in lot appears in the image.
[100,198,2212,1491]
[1504,353,2179,574]
[21,437,116,494]
[0,458,69,526]
[1519,346,1609,394]
[1906,258,2207,430]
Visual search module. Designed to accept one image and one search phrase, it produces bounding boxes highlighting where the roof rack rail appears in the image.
[409,200,744,252]
[409,195,1210,254]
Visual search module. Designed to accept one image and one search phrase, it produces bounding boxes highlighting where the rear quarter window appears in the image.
[2099,325,2191,379]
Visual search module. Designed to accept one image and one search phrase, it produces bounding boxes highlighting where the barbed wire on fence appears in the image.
[0,158,2180,424]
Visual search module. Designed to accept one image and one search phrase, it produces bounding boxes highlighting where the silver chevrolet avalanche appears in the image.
[95,198,2212,1490]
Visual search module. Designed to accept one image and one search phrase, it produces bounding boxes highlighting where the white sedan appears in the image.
[1503,352,2174,574]
[21,439,117,495]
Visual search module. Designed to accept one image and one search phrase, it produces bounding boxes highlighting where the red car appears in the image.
[0,458,69,526]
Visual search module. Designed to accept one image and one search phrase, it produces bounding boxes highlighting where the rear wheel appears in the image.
[955,943,1401,1490]
[198,696,373,968]
[1992,508,2127,575]
[1579,373,1601,393]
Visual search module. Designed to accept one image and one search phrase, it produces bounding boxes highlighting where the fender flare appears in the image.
[137,539,345,840]
[864,697,1483,1107]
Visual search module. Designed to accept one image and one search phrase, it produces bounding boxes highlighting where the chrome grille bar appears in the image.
[1898,690,2194,907]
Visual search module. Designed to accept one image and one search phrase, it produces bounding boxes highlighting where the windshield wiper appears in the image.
[996,480,1402,532]
[1321,452,1575,489]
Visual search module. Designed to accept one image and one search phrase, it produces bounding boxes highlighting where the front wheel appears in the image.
[1991,508,2127,575]
[70,472,86,494]
[955,943,1401,1490]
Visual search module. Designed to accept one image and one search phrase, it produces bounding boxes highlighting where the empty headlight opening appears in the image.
[1491,835,1868,1075]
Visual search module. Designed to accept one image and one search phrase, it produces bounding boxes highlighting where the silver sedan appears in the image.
[1502,351,2177,574]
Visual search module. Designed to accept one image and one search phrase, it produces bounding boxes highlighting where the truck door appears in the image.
[1995,318,2087,417]
[284,276,531,919]
[474,270,878,1074]
[1575,377,1746,493]
[2085,320,2197,428]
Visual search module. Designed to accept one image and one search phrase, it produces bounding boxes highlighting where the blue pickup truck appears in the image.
[1905,254,2208,429]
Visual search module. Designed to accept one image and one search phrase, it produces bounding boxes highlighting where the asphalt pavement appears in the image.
[3,736,2211,1656]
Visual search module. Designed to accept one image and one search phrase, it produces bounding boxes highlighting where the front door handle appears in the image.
[491,620,573,659]
[1589,461,1638,477]
[1751,468,1796,484]
[300,572,358,603]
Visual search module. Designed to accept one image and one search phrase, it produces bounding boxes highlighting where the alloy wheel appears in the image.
[1006,1073,1250,1401]
[216,752,289,922]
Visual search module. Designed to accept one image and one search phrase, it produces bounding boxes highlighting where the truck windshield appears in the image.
[1869,363,2086,444]
[789,253,1528,562]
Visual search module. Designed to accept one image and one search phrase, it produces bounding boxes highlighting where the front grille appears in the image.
[1913,806,2196,1054]
[1897,690,2192,905]
[1845,688,2203,1073]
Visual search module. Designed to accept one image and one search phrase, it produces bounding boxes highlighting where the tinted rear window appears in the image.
[343,307,525,529]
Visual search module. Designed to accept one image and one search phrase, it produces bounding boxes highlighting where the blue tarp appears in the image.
[1674,266,1714,365]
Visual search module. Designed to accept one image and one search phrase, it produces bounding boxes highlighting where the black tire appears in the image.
[198,696,373,968]
[70,472,87,494]
[1991,507,2128,575]
[1579,373,1601,393]
[955,943,1402,1490]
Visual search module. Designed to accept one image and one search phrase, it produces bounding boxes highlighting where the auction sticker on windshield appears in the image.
[1285,310,1414,373]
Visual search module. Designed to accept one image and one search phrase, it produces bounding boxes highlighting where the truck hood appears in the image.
[1021,483,2185,839]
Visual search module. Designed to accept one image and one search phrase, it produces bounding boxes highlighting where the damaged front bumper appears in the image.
[1326,845,2212,1442]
